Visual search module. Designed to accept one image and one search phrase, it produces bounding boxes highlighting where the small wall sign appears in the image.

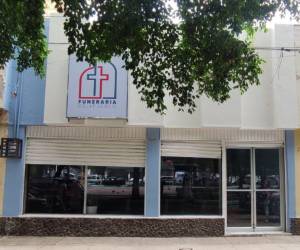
[0,138,23,158]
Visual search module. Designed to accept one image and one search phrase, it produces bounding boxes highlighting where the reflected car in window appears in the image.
[87,174,102,185]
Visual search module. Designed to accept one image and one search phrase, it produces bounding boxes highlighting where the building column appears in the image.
[285,130,296,232]
[292,130,300,234]
[0,125,8,216]
[145,128,160,217]
[3,126,26,216]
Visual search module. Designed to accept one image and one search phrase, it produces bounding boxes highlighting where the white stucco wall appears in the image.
[272,25,299,128]
[43,16,300,129]
[44,15,69,124]
[295,25,300,123]
[241,30,274,129]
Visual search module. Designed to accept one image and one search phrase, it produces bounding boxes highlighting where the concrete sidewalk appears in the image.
[0,235,300,250]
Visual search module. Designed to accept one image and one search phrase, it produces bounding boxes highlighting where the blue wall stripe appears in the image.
[3,126,26,216]
[3,60,17,111]
[5,19,49,126]
[145,128,160,217]
[285,130,296,229]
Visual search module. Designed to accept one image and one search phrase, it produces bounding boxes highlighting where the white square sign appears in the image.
[67,55,128,118]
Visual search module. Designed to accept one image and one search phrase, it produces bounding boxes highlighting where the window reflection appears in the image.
[256,191,280,226]
[227,149,251,190]
[227,192,251,227]
[161,157,222,215]
[86,167,144,215]
[25,165,84,213]
[255,149,280,189]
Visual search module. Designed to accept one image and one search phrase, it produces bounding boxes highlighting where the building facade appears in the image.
[0,15,300,236]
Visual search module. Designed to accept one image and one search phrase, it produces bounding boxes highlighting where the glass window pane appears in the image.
[256,191,280,227]
[227,191,252,227]
[86,167,144,215]
[227,149,251,190]
[255,149,280,189]
[25,165,84,214]
[161,157,222,215]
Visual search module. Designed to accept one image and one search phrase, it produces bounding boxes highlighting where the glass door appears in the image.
[255,149,282,229]
[226,148,284,233]
[227,149,253,231]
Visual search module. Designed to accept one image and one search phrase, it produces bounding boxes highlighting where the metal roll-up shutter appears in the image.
[161,141,221,159]
[26,138,146,167]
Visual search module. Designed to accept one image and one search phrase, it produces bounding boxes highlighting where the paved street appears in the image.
[0,235,300,250]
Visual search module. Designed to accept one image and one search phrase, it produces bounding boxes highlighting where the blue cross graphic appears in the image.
[86,67,97,96]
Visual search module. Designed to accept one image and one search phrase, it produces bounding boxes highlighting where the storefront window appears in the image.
[25,165,84,214]
[161,157,222,215]
[86,167,144,215]
[25,165,144,215]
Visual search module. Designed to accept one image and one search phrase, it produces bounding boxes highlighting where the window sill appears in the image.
[20,214,224,219]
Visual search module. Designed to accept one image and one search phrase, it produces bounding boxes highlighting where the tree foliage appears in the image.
[1,1,300,113]
[0,0,48,75]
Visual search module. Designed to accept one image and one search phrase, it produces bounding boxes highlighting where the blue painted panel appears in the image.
[18,67,46,125]
[4,19,49,126]
[3,60,17,111]
[285,130,296,230]
[2,126,26,216]
[145,128,161,217]
[4,60,18,125]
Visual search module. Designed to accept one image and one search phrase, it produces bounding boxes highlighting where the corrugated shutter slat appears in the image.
[26,138,146,168]
[161,141,221,159]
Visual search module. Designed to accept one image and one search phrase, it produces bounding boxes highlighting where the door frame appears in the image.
[224,145,286,234]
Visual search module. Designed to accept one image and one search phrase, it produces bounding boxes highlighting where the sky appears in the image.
[46,1,299,28]
[268,12,299,28]
[166,1,299,28]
